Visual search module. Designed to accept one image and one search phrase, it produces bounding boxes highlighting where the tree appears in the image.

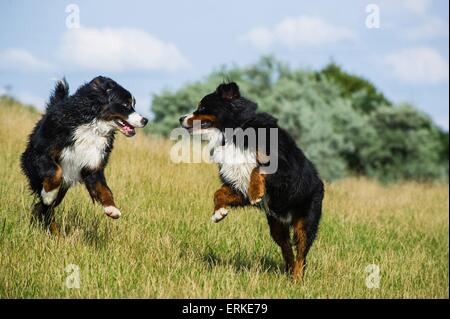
[362,104,446,181]
[318,62,391,113]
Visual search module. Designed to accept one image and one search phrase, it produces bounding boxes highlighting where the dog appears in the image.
[179,82,324,280]
[21,76,148,234]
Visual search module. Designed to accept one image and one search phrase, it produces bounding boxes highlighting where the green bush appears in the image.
[319,62,391,113]
[362,104,447,181]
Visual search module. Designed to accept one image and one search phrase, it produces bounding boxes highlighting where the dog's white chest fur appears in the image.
[60,121,112,186]
[211,140,257,196]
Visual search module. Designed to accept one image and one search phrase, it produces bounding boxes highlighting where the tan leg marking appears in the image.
[94,181,120,219]
[41,165,62,205]
[95,181,115,207]
[268,217,294,273]
[212,185,245,222]
[293,218,307,281]
[42,164,62,191]
[248,167,265,205]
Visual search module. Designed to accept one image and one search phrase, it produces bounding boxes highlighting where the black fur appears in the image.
[181,82,324,277]
[47,78,69,110]
[21,76,147,230]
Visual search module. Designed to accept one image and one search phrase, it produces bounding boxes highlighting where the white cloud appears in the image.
[385,47,449,84]
[0,49,51,72]
[58,27,188,72]
[242,16,356,50]
[405,17,449,40]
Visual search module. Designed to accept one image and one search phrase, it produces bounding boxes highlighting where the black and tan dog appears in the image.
[180,82,324,280]
[21,76,148,234]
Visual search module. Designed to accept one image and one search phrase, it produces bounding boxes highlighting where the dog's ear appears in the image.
[89,76,117,104]
[216,82,240,101]
[89,76,114,93]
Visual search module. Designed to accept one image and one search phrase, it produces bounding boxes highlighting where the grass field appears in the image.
[0,99,448,298]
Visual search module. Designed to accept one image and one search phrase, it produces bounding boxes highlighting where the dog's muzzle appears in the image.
[127,112,148,128]
[115,112,148,137]
[179,115,188,126]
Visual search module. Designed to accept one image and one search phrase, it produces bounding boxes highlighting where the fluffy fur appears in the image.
[21,76,148,233]
[180,82,324,280]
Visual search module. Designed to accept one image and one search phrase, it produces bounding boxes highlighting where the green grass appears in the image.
[0,100,448,298]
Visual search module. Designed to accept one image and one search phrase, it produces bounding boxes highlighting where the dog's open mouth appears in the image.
[114,119,136,137]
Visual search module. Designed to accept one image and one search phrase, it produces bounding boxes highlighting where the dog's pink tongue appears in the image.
[123,125,133,134]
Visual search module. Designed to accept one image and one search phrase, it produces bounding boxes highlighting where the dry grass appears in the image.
[0,100,448,298]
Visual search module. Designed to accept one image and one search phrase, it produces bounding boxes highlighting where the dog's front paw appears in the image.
[41,187,59,205]
[249,196,263,205]
[211,208,228,223]
[104,206,121,219]
[248,189,264,205]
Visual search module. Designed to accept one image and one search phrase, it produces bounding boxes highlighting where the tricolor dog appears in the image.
[21,76,148,234]
[180,82,324,280]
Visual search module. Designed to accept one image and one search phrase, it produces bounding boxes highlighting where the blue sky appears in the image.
[0,0,448,129]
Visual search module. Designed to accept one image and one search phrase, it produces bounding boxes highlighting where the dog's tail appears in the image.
[47,78,69,109]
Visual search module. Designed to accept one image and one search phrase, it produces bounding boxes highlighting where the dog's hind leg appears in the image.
[31,202,60,236]
[292,217,307,281]
[267,215,294,273]
[35,155,63,206]
[31,187,67,236]
[292,190,323,281]
[212,185,246,223]
[31,187,68,235]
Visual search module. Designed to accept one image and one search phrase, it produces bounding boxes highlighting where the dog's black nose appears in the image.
[179,115,187,124]
[141,117,148,127]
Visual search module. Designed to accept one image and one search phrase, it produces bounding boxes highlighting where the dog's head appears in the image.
[88,76,148,137]
[179,82,257,135]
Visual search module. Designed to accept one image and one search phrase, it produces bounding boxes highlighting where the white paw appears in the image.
[104,206,121,219]
[211,208,228,223]
[41,187,59,205]
[250,197,262,205]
